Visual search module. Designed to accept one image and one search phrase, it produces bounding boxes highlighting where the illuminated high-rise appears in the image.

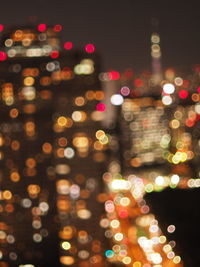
[0,25,110,267]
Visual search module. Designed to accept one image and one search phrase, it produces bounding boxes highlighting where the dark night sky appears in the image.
[0,0,200,71]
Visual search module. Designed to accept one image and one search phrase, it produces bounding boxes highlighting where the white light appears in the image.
[155,176,164,186]
[163,83,175,94]
[149,253,162,264]
[174,77,183,86]
[64,147,75,159]
[171,174,180,184]
[195,104,200,114]
[110,94,124,105]
[39,202,49,212]
[162,95,172,105]
[110,179,131,191]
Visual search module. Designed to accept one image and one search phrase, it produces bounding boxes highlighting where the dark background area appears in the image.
[0,0,200,71]
[145,188,200,267]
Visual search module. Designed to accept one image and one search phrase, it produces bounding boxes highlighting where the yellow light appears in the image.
[110,220,120,229]
[170,119,180,129]
[77,209,91,219]
[24,76,35,86]
[73,136,89,148]
[173,256,181,264]
[163,244,172,253]
[120,197,130,206]
[159,235,166,244]
[60,256,74,265]
[133,261,142,267]
[122,256,131,264]
[181,152,187,162]
[99,135,109,145]
[96,130,105,140]
[61,241,71,250]
[3,190,12,200]
[57,116,67,127]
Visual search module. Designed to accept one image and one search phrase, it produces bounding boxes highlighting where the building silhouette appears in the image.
[0,25,110,267]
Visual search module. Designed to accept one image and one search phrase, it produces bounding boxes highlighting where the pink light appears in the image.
[108,71,120,80]
[50,50,59,59]
[179,89,188,99]
[197,87,200,93]
[38,24,47,32]
[0,24,4,32]
[64,41,73,50]
[120,86,130,96]
[141,205,150,214]
[54,24,62,32]
[96,103,106,112]
[85,43,95,53]
[0,51,7,61]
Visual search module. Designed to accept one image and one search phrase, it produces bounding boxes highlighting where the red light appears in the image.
[85,43,95,53]
[54,24,62,32]
[193,65,200,72]
[130,89,140,98]
[196,114,200,121]
[0,51,7,61]
[50,50,59,59]
[183,80,189,88]
[179,89,188,99]
[134,78,144,88]
[0,24,4,32]
[38,24,46,32]
[96,103,106,112]
[124,69,134,78]
[108,71,120,80]
[119,209,128,219]
[64,42,73,50]
[197,87,200,93]
[186,119,195,127]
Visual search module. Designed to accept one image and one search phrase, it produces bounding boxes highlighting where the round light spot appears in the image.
[163,83,175,94]
[110,94,124,105]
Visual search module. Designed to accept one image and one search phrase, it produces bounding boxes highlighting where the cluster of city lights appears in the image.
[101,169,183,267]
[1,23,200,267]
[0,25,108,267]
[99,64,200,267]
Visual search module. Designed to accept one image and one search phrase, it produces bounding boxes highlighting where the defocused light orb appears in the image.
[85,43,95,53]
[163,83,175,94]
[110,94,124,105]
[162,95,172,105]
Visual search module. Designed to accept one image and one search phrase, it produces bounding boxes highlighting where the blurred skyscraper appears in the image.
[0,25,110,267]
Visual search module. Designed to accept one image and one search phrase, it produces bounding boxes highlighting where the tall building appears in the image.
[0,25,110,267]
[100,70,184,267]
